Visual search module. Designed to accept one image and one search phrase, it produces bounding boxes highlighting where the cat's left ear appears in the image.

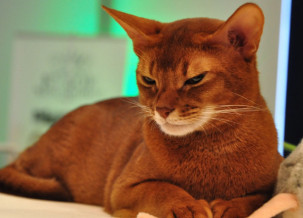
[211,3,264,61]
[102,6,163,56]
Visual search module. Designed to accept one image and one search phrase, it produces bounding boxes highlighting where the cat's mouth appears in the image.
[160,122,201,136]
[153,109,213,136]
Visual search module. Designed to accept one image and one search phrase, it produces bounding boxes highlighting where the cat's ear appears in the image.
[211,3,264,61]
[102,6,163,55]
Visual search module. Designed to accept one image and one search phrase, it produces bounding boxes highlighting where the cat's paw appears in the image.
[167,199,212,218]
[211,199,246,218]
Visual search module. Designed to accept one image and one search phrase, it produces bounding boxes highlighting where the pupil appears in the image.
[143,76,155,85]
[185,74,205,85]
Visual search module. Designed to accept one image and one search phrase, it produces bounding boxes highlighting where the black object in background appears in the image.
[284,0,303,156]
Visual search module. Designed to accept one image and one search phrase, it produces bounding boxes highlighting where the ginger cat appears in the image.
[0,3,282,218]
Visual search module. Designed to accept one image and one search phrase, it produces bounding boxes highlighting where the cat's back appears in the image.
[47,96,144,157]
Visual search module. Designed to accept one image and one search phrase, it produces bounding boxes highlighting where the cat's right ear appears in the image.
[102,6,163,56]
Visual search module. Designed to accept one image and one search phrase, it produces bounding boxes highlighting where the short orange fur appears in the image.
[0,3,282,218]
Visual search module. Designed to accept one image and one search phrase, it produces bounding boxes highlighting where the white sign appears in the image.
[9,34,127,151]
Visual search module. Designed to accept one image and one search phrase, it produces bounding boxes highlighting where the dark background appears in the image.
[284,0,303,155]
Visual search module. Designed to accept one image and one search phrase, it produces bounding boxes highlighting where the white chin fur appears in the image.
[159,122,201,136]
[154,109,213,136]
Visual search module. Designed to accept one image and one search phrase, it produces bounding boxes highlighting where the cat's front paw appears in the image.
[211,199,246,218]
[167,199,212,218]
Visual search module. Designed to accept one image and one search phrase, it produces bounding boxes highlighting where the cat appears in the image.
[0,3,283,218]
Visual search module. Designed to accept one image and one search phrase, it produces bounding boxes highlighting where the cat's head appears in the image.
[103,3,265,136]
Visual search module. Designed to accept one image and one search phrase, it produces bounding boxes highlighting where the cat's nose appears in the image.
[156,107,174,119]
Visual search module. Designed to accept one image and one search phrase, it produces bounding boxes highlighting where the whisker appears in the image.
[205,121,222,133]
[211,109,258,114]
[231,92,263,108]
[189,111,233,128]
[191,113,234,133]
[201,116,236,127]
[200,124,208,136]
[203,105,265,116]
[122,98,154,118]
[214,104,262,110]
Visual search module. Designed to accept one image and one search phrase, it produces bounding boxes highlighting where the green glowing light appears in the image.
[107,2,139,97]
[122,44,139,96]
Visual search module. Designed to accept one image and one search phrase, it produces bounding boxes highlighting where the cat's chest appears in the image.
[165,148,257,201]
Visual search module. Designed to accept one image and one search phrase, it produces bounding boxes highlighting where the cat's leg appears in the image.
[210,193,269,218]
[110,181,212,218]
[113,209,139,217]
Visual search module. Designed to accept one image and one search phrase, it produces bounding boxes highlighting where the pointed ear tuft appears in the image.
[211,3,264,61]
[102,6,163,55]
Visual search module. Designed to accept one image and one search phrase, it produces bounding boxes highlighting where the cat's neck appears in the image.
[143,118,240,153]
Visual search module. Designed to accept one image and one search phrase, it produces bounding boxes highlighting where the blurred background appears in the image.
[0,0,301,167]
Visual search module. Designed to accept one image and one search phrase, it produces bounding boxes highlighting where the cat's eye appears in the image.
[184,73,206,85]
[142,76,156,85]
